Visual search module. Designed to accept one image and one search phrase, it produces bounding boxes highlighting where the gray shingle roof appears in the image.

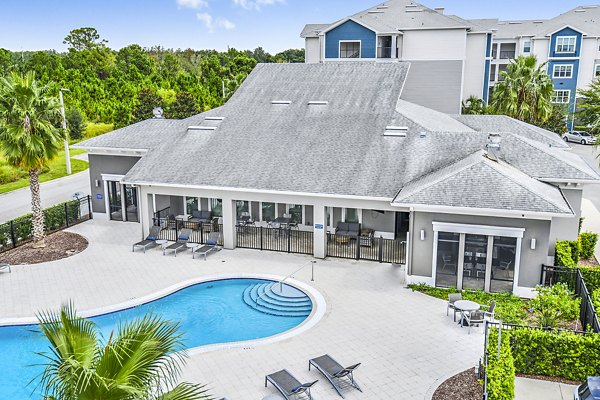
[300,24,330,38]
[393,151,573,215]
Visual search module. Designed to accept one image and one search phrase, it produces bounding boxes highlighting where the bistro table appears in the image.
[454,300,481,327]
[155,239,168,251]
[186,242,199,255]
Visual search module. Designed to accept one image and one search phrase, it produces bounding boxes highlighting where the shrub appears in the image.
[510,329,600,382]
[0,164,27,185]
[555,240,576,267]
[580,266,600,295]
[85,122,113,139]
[529,283,580,328]
[487,328,515,400]
[593,291,600,314]
[580,232,599,260]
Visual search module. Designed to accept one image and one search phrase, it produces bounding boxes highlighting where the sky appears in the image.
[0,0,586,54]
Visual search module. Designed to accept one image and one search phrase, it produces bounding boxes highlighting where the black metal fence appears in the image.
[0,195,93,253]
[153,207,171,221]
[540,264,600,333]
[326,233,406,264]
[236,225,313,255]
[152,218,224,246]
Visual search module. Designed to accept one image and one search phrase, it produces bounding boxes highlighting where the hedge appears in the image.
[487,328,515,400]
[555,241,577,267]
[580,266,600,295]
[580,232,599,260]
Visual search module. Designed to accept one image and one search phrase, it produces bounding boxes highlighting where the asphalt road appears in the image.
[568,141,600,207]
[0,169,90,223]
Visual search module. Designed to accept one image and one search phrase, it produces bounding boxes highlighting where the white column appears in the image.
[222,198,237,250]
[140,188,151,238]
[313,205,327,259]
[391,35,398,59]
[120,183,127,221]
[103,180,110,220]
[512,238,523,293]
[182,197,188,217]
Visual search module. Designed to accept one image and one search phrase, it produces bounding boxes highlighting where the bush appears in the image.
[529,283,580,328]
[580,266,600,295]
[580,232,599,260]
[593,291,600,313]
[487,328,515,400]
[0,164,27,185]
[85,122,113,139]
[510,329,600,381]
[555,240,577,267]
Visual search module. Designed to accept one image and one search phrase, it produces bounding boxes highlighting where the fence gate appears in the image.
[326,233,406,264]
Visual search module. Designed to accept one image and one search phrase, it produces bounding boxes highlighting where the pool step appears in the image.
[242,283,312,318]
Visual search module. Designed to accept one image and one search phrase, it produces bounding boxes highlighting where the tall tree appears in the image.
[461,96,488,115]
[0,72,64,247]
[490,55,555,124]
[132,88,163,122]
[539,103,568,134]
[63,27,108,51]
[36,303,212,400]
[65,108,87,140]
[577,79,600,135]
[167,91,199,119]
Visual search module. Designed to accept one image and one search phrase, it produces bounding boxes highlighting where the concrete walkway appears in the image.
[0,219,483,400]
[515,377,577,400]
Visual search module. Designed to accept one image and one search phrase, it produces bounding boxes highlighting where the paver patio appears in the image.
[0,219,483,399]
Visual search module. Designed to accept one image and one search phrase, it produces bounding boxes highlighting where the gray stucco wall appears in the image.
[88,154,141,213]
[169,196,184,216]
[400,60,463,114]
[154,195,171,213]
[548,188,582,256]
[410,212,551,289]
[362,210,395,232]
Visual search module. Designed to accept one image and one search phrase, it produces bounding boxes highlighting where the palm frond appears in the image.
[156,382,214,400]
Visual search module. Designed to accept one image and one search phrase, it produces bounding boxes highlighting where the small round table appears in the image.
[186,242,199,254]
[155,239,168,250]
[454,300,480,327]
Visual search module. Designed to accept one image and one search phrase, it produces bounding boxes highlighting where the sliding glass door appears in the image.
[124,185,138,222]
[462,234,488,291]
[435,232,460,288]
[490,236,517,293]
[107,181,122,221]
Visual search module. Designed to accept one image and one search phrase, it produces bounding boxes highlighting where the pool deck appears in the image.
[0,219,483,399]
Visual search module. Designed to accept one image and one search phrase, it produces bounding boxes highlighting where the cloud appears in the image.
[196,12,236,32]
[232,0,285,11]
[176,0,208,9]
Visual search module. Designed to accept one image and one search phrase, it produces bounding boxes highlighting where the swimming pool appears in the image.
[0,278,313,399]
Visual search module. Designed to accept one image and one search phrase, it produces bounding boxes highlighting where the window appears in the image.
[345,208,359,223]
[523,40,531,53]
[596,64,600,77]
[491,43,498,59]
[186,197,198,215]
[339,41,360,58]
[555,36,576,53]
[261,202,275,222]
[210,198,222,217]
[553,64,573,78]
[288,204,303,224]
[236,200,249,219]
[553,90,571,103]
[490,64,496,81]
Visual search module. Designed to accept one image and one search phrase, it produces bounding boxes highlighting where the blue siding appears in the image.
[549,27,583,58]
[483,34,492,102]
[325,20,376,59]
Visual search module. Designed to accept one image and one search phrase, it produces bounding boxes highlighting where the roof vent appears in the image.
[384,126,408,137]
[508,21,523,24]
[486,132,502,161]
[434,7,444,14]
[368,10,385,13]
[406,8,423,12]
[271,100,291,105]
[152,107,164,119]
[205,116,224,121]
[308,101,329,106]
[574,9,586,12]
[187,126,217,132]
[533,20,544,23]
[377,5,389,9]
[419,131,427,138]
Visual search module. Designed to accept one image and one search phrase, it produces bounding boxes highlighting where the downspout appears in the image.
[407,206,415,276]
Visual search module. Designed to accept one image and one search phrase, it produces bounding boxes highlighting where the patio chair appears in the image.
[163,229,192,257]
[481,300,496,321]
[0,263,11,273]
[441,255,456,272]
[447,293,462,322]
[265,369,318,400]
[464,310,485,334]
[309,354,361,398]
[132,226,162,253]
[189,210,212,224]
[192,232,221,260]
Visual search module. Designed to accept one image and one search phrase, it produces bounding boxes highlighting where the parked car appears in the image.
[575,377,600,400]
[562,131,597,145]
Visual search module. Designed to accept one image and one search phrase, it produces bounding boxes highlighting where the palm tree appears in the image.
[490,55,555,124]
[0,72,64,247]
[35,303,212,400]
[461,95,488,115]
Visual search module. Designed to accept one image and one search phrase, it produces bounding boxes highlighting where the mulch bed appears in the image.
[432,368,483,400]
[516,373,581,385]
[0,231,88,265]
[579,258,599,268]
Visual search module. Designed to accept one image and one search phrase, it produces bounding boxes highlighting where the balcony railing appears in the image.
[377,47,392,59]
[499,51,515,59]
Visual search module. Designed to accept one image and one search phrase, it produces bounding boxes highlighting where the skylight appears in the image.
[384,126,408,137]
[308,101,329,105]
[271,100,292,105]
[187,126,217,131]
[205,116,224,121]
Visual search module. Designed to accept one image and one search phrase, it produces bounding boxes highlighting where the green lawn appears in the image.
[0,149,88,194]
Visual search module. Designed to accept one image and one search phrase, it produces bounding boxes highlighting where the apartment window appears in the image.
[553,90,571,103]
[185,197,198,215]
[553,64,573,78]
[490,64,496,81]
[523,40,531,53]
[340,41,360,58]
[288,204,303,224]
[345,208,359,223]
[210,198,222,217]
[555,36,576,53]
[491,43,498,59]
[595,64,600,77]
[236,200,249,219]
[261,202,275,221]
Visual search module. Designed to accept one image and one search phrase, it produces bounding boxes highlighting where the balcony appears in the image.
[499,51,516,59]
[377,47,392,59]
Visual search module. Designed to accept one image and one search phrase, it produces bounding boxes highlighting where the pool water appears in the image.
[0,278,311,399]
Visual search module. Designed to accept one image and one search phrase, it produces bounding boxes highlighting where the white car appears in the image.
[562,131,597,145]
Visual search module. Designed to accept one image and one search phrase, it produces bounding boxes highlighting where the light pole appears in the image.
[59,88,71,175]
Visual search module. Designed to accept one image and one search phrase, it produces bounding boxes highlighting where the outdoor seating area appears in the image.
[132,226,222,260]
[447,294,496,334]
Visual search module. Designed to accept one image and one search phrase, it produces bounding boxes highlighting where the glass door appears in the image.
[462,234,488,290]
[124,185,138,222]
[490,236,517,293]
[435,232,460,288]
[107,181,122,221]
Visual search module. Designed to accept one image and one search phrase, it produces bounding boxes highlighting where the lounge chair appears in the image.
[0,263,11,273]
[447,293,462,322]
[465,310,485,334]
[163,229,192,257]
[132,226,162,253]
[265,369,318,400]
[309,354,361,398]
[192,232,221,260]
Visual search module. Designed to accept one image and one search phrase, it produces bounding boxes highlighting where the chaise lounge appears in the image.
[335,222,360,239]
[265,369,318,400]
[132,226,162,253]
[309,354,361,398]
[163,229,192,257]
[192,232,221,260]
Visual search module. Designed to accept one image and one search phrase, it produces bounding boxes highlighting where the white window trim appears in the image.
[339,40,361,59]
[552,64,573,78]
[555,36,577,54]
[553,89,571,104]
[432,221,525,238]
[595,64,600,77]
[522,40,531,53]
